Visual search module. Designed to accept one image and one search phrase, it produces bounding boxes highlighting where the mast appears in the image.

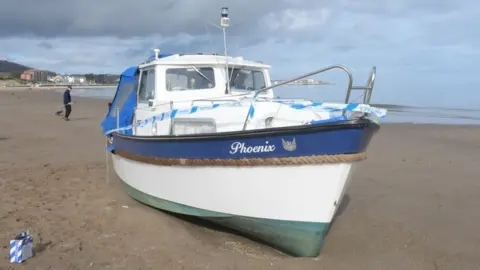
[220,7,230,94]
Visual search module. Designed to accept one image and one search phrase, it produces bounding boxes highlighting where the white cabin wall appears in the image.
[133,61,277,136]
[134,65,231,136]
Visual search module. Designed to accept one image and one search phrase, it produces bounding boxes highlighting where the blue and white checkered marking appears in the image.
[9,232,33,263]
[270,100,387,118]
[104,100,388,135]
[104,102,240,135]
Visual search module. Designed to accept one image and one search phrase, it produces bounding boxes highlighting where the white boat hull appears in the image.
[112,154,356,224]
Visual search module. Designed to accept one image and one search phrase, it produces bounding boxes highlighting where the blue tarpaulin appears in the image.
[100,66,139,136]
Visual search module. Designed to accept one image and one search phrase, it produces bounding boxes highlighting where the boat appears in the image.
[100,7,387,257]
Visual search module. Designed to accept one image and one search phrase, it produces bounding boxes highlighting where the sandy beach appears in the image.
[1,89,479,270]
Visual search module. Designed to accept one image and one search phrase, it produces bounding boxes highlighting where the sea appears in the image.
[64,86,480,126]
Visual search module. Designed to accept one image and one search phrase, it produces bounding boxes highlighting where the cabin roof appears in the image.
[138,53,271,69]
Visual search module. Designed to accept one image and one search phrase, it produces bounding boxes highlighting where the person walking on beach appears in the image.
[55,85,74,121]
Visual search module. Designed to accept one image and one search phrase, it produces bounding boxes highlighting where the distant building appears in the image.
[47,75,64,83]
[74,76,86,84]
[20,69,49,82]
[60,75,87,84]
[64,76,74,84]
[53,75,63,83]
[20,69,34,81]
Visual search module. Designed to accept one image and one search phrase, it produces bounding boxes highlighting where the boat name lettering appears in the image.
[229,141,276,154]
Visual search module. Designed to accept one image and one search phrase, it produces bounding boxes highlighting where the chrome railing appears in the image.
[190,99,242,106]
[241,65,377,130]
[346,66,376,104]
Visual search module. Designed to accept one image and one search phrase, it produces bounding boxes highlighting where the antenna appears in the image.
[153,48,160,60]
[221,7,231,94]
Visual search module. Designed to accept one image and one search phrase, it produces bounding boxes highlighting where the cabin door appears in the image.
[134,68,156,135]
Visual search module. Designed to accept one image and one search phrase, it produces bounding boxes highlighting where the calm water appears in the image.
[65,86,480,125]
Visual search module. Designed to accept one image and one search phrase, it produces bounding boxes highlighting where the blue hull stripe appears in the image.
[111,120,379,159]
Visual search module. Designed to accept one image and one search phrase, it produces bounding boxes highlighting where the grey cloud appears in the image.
[1,0,466,52]
[0,0,306,40]
[120,33,305,62]
[338,0,464,17]
[0,0,349,54]
[38,41,53,49]
[122,36,230,60]
[122,40,159,58]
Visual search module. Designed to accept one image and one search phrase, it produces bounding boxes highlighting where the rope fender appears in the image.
[114,150,367,167]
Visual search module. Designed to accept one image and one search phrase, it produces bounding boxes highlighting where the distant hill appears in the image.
[0,60,119,85]
[0,60,31,75]
[0,60,58,81]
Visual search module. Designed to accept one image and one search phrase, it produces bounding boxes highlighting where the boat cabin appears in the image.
[104,51,382,138]
[133,52,275,135]
[136,52,273,103]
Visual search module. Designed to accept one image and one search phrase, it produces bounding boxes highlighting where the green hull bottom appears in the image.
[122,181,330,257]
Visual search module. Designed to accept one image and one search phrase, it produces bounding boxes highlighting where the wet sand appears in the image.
[1,89,479,270]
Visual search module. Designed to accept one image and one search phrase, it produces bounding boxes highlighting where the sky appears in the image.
[0,0,479,108]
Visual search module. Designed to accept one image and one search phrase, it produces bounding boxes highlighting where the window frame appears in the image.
[165,66,216,91]
[228,68,267,92]
[137,68,156,103]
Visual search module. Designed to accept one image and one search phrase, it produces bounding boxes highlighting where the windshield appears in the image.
[166,67,215,91]
[228,68,266,91]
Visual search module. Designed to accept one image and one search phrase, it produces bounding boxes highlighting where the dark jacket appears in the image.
[63,89,71,105]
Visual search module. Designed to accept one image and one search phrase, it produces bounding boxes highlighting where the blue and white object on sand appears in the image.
[9,231,34,263]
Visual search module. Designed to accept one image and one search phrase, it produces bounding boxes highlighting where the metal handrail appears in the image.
[241,65,355,131]
[348,66,376,104]
[256,65,354,99]
[365,66,376,103]
[190,99,242,106]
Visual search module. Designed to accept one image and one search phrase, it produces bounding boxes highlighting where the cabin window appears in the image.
[109,80,137,117]
[138,69,155,102]
[228,68,266,91]
[166,67,215,91]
